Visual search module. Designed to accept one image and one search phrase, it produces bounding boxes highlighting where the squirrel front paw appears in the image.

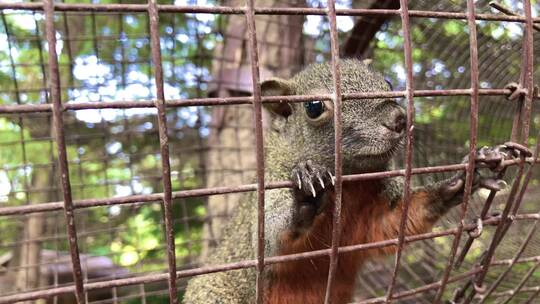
[291,160,335,198]
[290,160,335,230]
[439,144,528,204]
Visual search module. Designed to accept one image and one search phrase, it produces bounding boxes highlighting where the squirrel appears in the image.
[183,59,518,304]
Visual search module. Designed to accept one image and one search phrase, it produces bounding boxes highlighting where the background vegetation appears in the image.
[0,0,538,302]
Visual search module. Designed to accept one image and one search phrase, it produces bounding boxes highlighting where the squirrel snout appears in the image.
[383,109,406,134]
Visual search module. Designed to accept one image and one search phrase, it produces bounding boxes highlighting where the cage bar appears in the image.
[147,0,179,303]
[243,0,267,302]
[2,213,538,304]
[0,88,524,114]
[0,1,538,303]
[43,0,86,302]
[1,2,540,23]
[383,0,415,301]
[322,0,344,302]
[432,0,481,302]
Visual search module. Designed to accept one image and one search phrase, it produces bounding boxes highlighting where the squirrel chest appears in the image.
[265,180,434,304]
[183,60,510,304]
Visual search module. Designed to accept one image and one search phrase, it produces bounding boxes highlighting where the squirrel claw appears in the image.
[504,82,524,101]
[474,144,521,172]
[290,160,335,229]
[441,143,519,205]
[474,144,520,185]
[440,178,465,201]
[469,144,520,194]
[503,141,532,158]
[474,144,520,183]
[318,176,325,189]
[327,171,335,185]
[291,160,334,199]
[479,178,507,191]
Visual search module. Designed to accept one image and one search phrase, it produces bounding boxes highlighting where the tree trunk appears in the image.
[15,171,47,297]
[12,121,55,304]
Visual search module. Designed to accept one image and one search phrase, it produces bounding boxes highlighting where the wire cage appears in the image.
[0,0,539,303]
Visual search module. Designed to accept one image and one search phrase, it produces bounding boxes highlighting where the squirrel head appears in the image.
[262,59,406,173]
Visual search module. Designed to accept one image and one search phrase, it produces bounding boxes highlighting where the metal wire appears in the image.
[0,1,538,303]
[323,0,345,302]
[43,0,86,302]
[244,0,266,302]
[1,2,540,23]
[1,214,538,304]
[384,0,415,301]
[147,0,178,302]
[432,0,481,302]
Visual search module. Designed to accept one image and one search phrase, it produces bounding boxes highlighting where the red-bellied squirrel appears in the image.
[184,59,520,304]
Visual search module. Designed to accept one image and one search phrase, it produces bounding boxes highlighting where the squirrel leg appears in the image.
[432,144,523,213]
[290,160,335,233]
[368,144,528,252]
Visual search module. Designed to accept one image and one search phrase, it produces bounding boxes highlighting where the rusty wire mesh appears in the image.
[0,0,539,303]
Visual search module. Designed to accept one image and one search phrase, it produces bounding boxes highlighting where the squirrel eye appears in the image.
[304,100,325,119]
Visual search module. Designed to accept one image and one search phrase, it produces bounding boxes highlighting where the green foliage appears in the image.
[370,13,539,173]
[1,1,539,302]
[0,1,217,284]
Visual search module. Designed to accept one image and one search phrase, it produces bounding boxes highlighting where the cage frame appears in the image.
[0,0,539,304]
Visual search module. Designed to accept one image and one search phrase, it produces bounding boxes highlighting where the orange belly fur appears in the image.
[265,180,436,304]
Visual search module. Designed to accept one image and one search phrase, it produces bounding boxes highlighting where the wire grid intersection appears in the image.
[0,1,538,304]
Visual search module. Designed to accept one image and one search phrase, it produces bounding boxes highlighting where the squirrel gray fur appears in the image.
[183,59,518,304]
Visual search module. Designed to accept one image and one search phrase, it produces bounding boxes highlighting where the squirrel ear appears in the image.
[261,77,294,118]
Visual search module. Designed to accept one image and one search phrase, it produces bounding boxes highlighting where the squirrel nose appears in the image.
[383,109,406,134]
